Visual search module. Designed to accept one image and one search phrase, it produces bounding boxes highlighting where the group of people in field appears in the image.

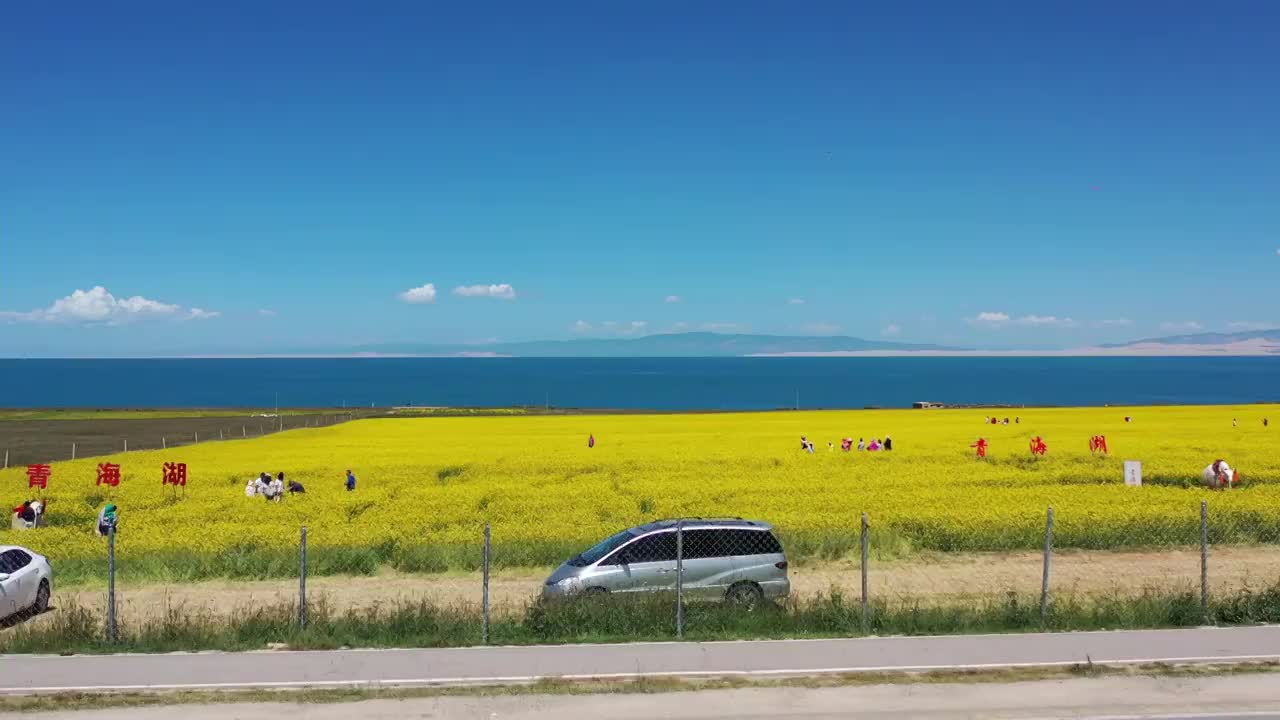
[243,469,358,501]
[800,435,893,453]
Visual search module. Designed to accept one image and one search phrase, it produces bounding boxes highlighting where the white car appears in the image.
[0,545,52,622]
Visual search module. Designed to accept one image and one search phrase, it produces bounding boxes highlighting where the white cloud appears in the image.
[801,321,841,335]
[665,295,682,304]
[968,311,1082,329]
[1159,321,1203,333]
[881,324,901,337]
[398,283,437,304]
[967,311,1011,327]
[1227,320,1273,331]
[0,286,195,325]
[1016,315,1077,328]
[186,308,221,321]
[258,309,277,317]
[454,283,516,300]
[672,321,690,330]
[787,298,806,305]
[575,320,648,336]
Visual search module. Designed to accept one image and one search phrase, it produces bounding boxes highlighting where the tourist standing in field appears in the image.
[588,434,595,448]
[884,435,893,451]
[346,469,356,491]
[857,437,865,451]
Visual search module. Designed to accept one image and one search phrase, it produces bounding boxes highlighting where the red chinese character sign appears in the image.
[26,464,50,489]
[163,462,188,487]
[1089,435,1109,455]
[96,463,121,487]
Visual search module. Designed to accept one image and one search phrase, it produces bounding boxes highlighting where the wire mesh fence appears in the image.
[24,501,1280,648]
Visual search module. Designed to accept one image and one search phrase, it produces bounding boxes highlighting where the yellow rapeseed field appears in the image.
[3,405,1279,578]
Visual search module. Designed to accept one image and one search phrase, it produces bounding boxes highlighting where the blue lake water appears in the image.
[1,357,1278,409]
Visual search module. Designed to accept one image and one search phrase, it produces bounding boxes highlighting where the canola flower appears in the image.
[2,405,1278,578]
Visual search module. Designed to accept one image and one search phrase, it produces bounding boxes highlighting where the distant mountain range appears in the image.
[1106,328,1280,348]
[337,328,1280,358]
[355,332,960,358]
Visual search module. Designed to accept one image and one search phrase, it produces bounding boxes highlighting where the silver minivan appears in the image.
[542,519,790,606]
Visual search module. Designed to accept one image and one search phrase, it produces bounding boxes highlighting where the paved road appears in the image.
[1,626,1278,694]
[11,676,1280,719]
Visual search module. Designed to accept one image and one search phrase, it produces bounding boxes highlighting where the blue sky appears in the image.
[3,1,1278,356]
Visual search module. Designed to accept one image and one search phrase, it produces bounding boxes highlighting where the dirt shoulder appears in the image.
[49,546,1280,624]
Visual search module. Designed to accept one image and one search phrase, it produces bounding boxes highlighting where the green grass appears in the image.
[8,582,1280,655]
[383,407,530,417]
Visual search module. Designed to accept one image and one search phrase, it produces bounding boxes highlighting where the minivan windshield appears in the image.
[568,529,634,566]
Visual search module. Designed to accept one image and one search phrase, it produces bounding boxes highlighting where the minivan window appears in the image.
[730,529,783,555]
[681,529,728,559]
[570,529,634,567]
[606,531,677,564]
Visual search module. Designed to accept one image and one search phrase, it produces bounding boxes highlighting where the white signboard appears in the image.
[1124,460,1142,487]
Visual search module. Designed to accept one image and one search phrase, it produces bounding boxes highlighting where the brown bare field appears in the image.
[0,413,358,466]
[44,546,1280,626]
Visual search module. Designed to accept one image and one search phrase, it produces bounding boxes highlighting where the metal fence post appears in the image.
[860,512,870,631]
[482,524,491,644]
[123,439,128,453]
[243,426,247,438]
[71,443,77,460]
[1040,506,1054,629]
[220,429,224,441]
[3,449,7,469]
[675,519,685,639]
[299,526,308,629]
[107,526,118,643]
[162,436,167,449]
[1200,500,1209,623]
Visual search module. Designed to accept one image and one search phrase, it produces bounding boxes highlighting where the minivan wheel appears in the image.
[32,581,50,614]
[725,582,764,610]
[583,587,609,596]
